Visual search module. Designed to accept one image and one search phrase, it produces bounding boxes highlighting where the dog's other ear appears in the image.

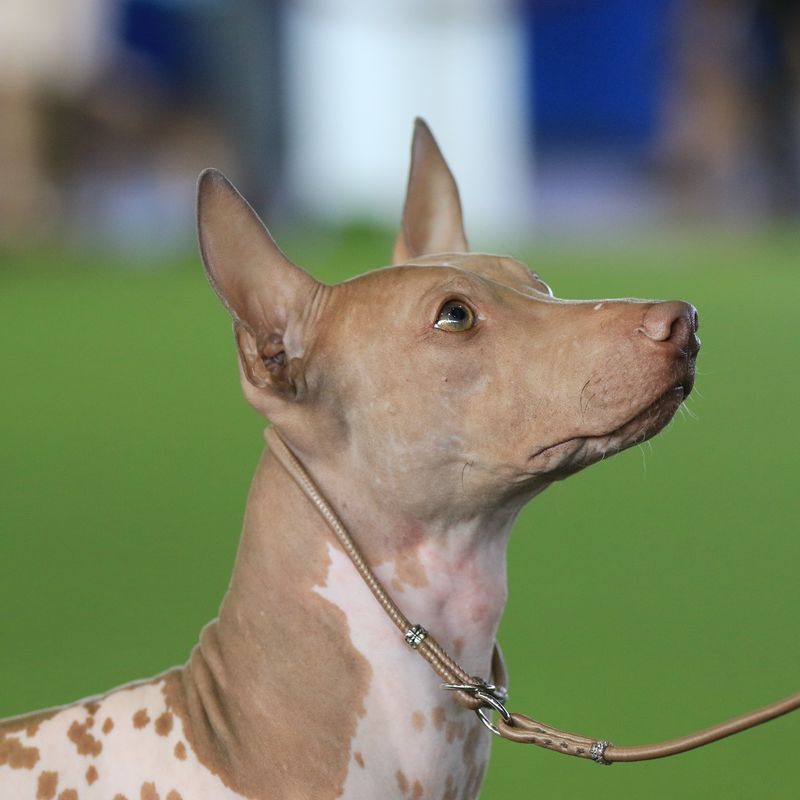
[393,118,468,263]
[197,169,319,399]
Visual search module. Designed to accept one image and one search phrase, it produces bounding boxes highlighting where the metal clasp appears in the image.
[442,680,511,737]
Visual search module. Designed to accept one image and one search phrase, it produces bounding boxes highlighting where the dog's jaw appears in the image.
[529,384,689,478]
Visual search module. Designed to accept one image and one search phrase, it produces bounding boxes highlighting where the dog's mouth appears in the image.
[530,382,690,477]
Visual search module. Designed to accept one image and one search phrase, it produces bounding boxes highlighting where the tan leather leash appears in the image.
[266,429,800,765]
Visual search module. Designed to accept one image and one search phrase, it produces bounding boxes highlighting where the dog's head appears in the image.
[197,120,698,521]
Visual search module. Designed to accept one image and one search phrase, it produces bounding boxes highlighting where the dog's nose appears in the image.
[640,301,700,354]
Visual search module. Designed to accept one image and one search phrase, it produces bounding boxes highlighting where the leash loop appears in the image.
[442,680,511,736]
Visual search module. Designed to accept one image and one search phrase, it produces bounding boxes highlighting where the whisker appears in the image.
[636,443,648,473]
[683,403,699,421]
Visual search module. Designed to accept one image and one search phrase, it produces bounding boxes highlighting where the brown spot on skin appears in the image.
[83,702,100,716]
[0,734,40,768]
[154,711,173,737]
[445,719,465,743]
[461,762,486,800]
[113,796,128,800]
[432,706,446,731]
[396,769,409,794]
[173,741,187,760]
[166,793,182,800]
[354,751,364,768]
[469,604,488,624]
[102,718,114,735]
[392,546,428,591]
[411,710,426,731]
[141,782,160,800]
[461,767,475,800]
[67,719,102,757]
[85,765,98,785]
[452,637,464,658]
[462,724,481,765]
[0,708,57,740]
[58,791,78,800]
[412,780,424,799]
[442,774,458,800]
[132,709,150,729]
[37,770,59,800]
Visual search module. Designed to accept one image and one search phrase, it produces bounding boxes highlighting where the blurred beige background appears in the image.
[1,0,798,255]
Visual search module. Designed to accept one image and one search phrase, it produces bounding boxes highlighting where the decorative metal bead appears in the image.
[590,740,612,765]
[404,624,428,649]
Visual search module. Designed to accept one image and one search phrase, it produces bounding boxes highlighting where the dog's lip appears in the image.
[531,384,687,462]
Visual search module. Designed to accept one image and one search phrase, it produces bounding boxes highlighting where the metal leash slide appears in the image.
[266,429,800,765]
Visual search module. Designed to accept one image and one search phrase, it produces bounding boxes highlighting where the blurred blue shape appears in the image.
[528,0,673,146]
[118,0,213,94]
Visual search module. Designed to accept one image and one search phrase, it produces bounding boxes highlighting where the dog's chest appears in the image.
[336,698,489,800]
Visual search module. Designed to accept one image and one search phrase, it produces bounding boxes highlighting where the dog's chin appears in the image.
[530,385,688,480]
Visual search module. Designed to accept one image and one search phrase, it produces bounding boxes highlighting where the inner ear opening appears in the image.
[263,350,286,373]
[236,324,288,388]
[260,331,287,374]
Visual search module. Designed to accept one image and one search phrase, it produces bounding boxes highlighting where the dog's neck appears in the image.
[178,431,519,799]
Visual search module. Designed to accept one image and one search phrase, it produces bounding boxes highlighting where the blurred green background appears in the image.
[3,2,800,796]
[1,228,798,798]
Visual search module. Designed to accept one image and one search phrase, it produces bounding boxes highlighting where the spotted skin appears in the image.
[0,677,242,800]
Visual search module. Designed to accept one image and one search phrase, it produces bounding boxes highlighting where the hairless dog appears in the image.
[0,120,700,799]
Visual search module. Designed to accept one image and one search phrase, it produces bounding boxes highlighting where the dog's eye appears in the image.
[434,300,475,332]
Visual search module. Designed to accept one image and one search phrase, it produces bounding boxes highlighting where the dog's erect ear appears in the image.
[393,118,468,263]
[197,169,319,398]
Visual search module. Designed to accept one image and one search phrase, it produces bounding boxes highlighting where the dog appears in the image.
[0,119,699,800]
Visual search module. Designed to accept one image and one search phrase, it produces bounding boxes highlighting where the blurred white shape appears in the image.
[0,0,112,90]
[285,0,533,247]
